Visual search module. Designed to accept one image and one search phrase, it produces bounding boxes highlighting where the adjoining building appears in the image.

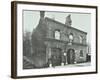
[31,11,88,68]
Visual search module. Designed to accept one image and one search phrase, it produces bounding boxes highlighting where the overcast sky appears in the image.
[23,10,91,43]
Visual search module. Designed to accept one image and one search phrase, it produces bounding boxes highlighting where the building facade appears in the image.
[31,11,88,67]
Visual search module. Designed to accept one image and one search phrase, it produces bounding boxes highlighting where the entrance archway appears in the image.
[67,49,75,64]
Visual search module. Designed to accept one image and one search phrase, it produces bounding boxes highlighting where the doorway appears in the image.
[67,49,75,64]
[51,48,62,66]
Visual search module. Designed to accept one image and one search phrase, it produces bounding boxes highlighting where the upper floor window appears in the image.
[54,30,60,40]
[69,33,74,43]
[79,36,83,43]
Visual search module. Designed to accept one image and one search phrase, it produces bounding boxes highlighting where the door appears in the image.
[67,49,75,64]
[51,48,62,66]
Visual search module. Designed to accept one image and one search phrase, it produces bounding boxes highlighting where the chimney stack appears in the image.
[65,14,72,27]
[40,11,45,18]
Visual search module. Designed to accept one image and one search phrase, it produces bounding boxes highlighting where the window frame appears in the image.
[79,35,83,44]
[54,29,61,40]
[79,50,84,58]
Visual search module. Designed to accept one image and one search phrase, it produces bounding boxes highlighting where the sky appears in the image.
[23,10,91,43]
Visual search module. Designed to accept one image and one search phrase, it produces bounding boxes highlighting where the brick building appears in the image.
[31,11,88,68]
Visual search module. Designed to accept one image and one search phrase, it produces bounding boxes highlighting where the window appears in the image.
[79,36,83,43]
[69,33,73,43]
[80,50,84,57]
[55,30,60,40]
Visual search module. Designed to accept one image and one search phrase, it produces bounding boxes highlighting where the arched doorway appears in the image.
[67,49,75,64]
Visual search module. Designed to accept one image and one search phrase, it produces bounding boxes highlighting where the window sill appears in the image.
[80,57,84,59]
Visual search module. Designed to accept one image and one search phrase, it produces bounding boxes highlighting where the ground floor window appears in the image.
[80,50,84,57]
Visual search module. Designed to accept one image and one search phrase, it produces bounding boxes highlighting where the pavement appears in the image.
[49,62,91,68]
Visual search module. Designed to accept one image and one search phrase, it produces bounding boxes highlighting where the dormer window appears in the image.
[54,30,60,40]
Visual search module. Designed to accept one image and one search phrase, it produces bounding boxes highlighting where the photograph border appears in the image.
[11,1,98,79]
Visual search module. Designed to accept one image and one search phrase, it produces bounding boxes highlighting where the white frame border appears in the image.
[16,3,97,77]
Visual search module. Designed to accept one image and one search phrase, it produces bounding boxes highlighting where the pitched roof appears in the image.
[45,17,87,34]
